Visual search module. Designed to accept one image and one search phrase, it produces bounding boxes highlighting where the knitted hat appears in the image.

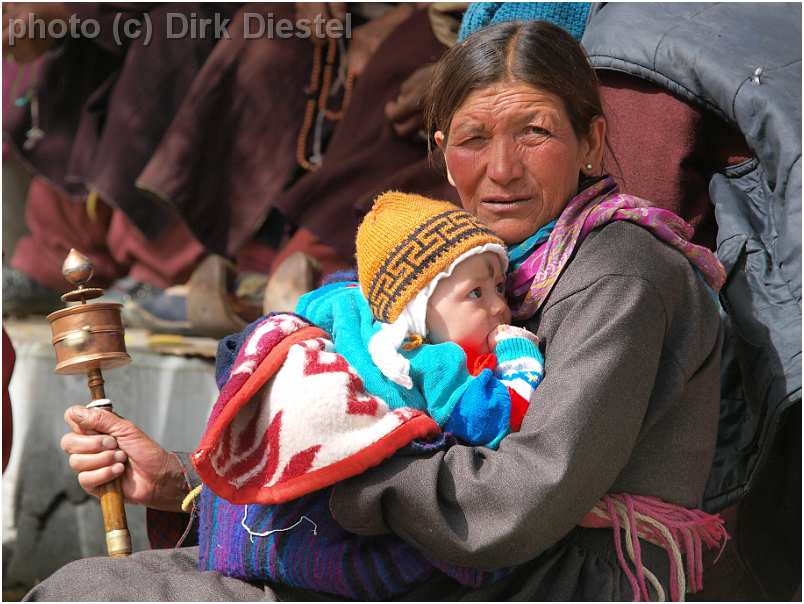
[356,191,507,388]
[457,2,592,42]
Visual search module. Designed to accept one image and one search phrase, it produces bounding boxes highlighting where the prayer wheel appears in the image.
[47,249,132,557]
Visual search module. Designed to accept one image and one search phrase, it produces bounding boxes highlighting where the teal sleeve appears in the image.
[296,283,427,411]
[493,337,542,364]
[493,337,545,401]
[295,281,360,333]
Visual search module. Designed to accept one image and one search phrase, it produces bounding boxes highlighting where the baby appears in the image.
[297,191,544,447]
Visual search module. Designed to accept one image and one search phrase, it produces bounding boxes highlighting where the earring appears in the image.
[585,163,593,171]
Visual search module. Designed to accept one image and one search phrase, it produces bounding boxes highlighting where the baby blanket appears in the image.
[192,313,441,504]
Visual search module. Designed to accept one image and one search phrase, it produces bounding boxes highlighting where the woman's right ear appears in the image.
[434,130,456,187]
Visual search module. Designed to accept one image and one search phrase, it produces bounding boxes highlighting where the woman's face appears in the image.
[436,81,605,245]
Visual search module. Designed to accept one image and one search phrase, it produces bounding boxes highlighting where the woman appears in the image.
[34,21,725,601]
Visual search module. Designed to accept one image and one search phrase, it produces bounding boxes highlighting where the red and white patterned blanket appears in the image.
[193,314,441,504]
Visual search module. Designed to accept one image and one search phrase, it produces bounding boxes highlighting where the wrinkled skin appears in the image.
[435,81,606,244]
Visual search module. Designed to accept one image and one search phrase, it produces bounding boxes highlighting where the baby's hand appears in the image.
[488,324,540,350]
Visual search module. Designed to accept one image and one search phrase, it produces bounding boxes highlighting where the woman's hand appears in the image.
[385,63,436,139]
[2,3,69,63]
[61,406,188,512]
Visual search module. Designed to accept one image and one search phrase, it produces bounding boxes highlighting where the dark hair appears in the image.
[425,20,604,155]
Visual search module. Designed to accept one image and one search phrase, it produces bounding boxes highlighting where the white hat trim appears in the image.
[368,243,508,389]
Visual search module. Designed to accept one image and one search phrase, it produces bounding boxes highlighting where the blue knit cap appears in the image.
[458,2,591,42]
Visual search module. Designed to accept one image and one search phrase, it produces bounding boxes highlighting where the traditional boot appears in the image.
[123,283,193,334]
[262,251,320,315]
[186,255,261,338]
[125,256,264,339]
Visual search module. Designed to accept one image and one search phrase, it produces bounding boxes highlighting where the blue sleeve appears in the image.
[406,343,511,449]
[443,369,511,449]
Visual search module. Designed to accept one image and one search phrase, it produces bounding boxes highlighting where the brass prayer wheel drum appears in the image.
[48,303,131,375]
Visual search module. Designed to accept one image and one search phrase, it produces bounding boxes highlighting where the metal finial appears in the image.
[60,249,103,303]
[62,249,94,287]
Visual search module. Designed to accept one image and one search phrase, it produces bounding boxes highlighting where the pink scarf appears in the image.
[580,494,728,601]
[507,177,726,320]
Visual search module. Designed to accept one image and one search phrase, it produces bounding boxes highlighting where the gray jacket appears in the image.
[331,221,721,599]
[583,2,802,511]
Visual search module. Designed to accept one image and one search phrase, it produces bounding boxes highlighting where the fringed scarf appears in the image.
[580,494,729,602]
[507,176,726,320]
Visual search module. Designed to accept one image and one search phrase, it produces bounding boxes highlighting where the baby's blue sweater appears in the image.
[296,282,542,448]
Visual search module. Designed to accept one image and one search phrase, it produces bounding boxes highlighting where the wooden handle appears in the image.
[87,368,131,557]
[99,478,132,557]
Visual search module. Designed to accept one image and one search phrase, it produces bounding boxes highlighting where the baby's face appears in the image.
[426,252,511,354]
